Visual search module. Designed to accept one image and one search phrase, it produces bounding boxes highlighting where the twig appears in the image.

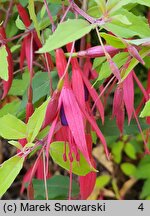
[82,0,88,11]
[5,30,33,43]
[3,0,14,28]
[79,0,88,68]
[60,3,73,23]
[68,0,105,25]
[133,109,150,154]
[61,41,76,80]
[43,0,56,32]
[92,75,115,111]
[43,151,49,200]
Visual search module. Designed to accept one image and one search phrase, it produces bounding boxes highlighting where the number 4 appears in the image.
[138,203,144,211]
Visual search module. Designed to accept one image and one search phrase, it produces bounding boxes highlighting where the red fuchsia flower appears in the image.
[43,48,109,199]
[107,56,121,82]
[112,71,135,133]
[127,44,145,65]
[123,71,134,124]
[42,48,67,129]
[16,3,54,73]
[60,84,92,166]
[17,3,53,126]
[0,26,13,99]
[83,56,98,80]
[66,43,85,109]
[67,43,104,123]
[42,90,60,128]
[77,45,119,58]
[148,9,150,26]
[113,84,125,134]
[20,157,51,194]
[82,42,98,80]
[79,134,96,199]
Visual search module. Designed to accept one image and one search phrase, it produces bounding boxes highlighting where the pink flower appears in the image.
[113,85,124,133]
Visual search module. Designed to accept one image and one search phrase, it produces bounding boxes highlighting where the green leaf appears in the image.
[124,142,137,160]
[104,9,150,38]
[96,175,111,189]
[139,155,150,166]
[20,71,54,110]
[140,100,150,118]
[100,33,125,48]
[98,117,149,137]
[111,14,132,25]
[36,126,50,140]
[37,19,96,53]
[0,114,27,139]
[87,6,102,18]
[121,47,150,81]
[8,141,23,150]
[126,37,150,46]
[15,16,26,30]
[40,4,46,18]
[10,44,21,53]
[0,45,8,81]
[38,17,51,31]
[112,179,120,199]
[106,0,150,14]
[91,131,97,144]
[32,175,79,200]
[93,0,107,14]
[9,71,30,96]
[0,100,21,118]
[50,141,96,176]
[28,0,41,40]
[26,99,49,142]
[106,0,136,14]
[112,141,124,164]
[92,57,106,74]
[140,179,150,199]
[24,142,35,148]
[121,163,137,176]
[49,0,68,5]
[0,156,24,197]
[137,0,150,7]
[135,163,150,179]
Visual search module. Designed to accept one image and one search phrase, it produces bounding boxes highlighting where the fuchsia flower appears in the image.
[21,157,51,194]
[79,134,96,199]
[66,44,85,109]
[113,85,125,134]
[123,71,134,124]
[77,45,119,58]
[42,48,110,199]
[83,56,98,80]
[67,43,104,123]
[113,71,134,133]
[127,44,145,65]
[107,57,121,82]
[17,3,54,73]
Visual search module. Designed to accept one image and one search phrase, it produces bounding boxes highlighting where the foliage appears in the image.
[0,0,150,200]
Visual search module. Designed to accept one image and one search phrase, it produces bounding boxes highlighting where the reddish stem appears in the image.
[43,0,55,32]
[133,72,148,100]
[3,0,13,28]
[133,109,150,154]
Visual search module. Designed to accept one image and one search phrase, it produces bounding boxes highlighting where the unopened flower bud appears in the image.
[77,45,118,58]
